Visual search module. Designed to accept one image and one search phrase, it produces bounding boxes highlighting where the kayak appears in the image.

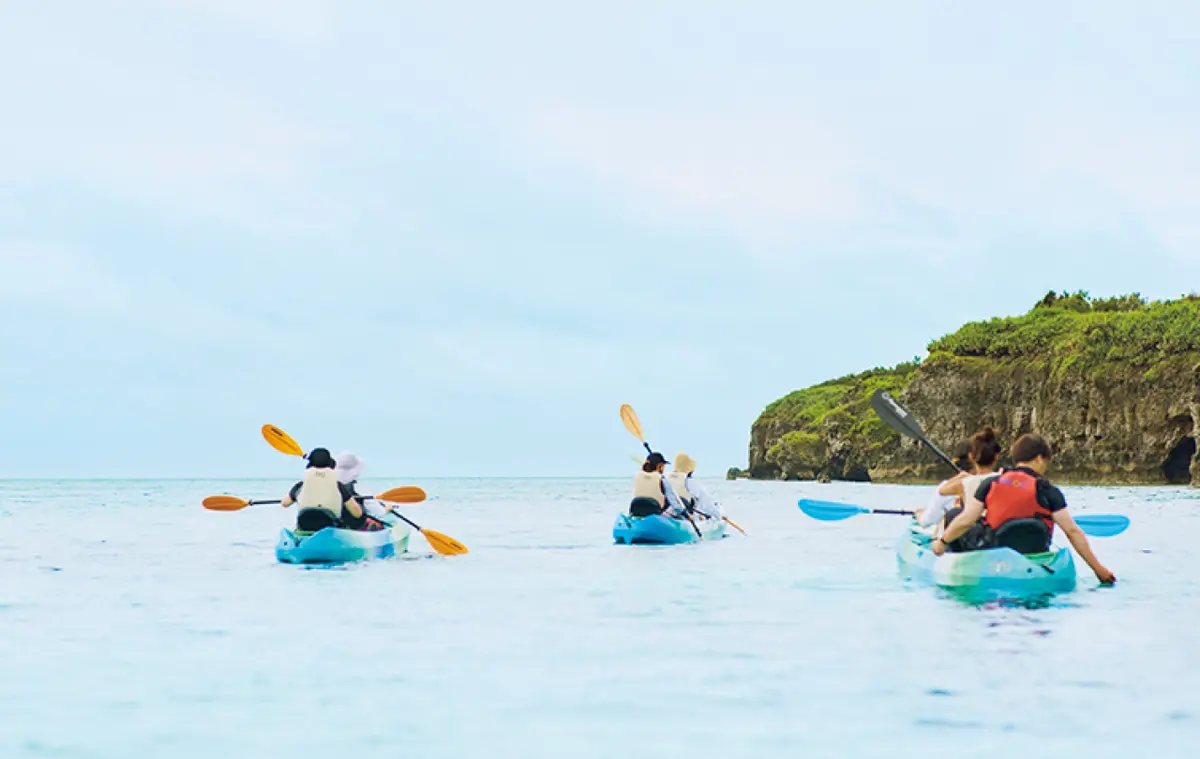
[276,521,411,564]
[896,523,1076,597]
[613,513,726,545]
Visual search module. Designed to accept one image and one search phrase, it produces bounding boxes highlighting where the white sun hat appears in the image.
[334,451,365,484]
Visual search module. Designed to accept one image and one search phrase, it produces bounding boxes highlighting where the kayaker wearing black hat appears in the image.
[280,447,367,532]
[629,452,687,518]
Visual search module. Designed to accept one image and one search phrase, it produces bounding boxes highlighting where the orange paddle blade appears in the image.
[724,516,748,536]
[202,495,251,511]
[262,424,304,457]
[375,486,427,504]
[421,528,469,556]
[620,404,644,441]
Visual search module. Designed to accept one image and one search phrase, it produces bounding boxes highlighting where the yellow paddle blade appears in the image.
[202,495,251,511]
[620,404,644,441]
[724,516,748,536]
[421,528,469,556]
[375,486,427,504]
[262,424,305,457]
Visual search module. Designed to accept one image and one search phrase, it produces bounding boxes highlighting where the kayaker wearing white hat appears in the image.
[334,451,388,530]
[280,447,366,531]
[630,452,687,518]
[666,453,722,520]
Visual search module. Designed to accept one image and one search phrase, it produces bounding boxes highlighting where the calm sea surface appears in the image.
[1,478,1197,758]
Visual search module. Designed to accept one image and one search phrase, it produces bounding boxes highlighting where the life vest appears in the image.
[665,472,694,508]
[632,471,665,506]
[982,469,1053,534]
[296,467,345,520]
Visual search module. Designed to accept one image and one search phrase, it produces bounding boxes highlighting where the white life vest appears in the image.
[665,472,694,507]
[632,470,665,506]
[296,467,344,518]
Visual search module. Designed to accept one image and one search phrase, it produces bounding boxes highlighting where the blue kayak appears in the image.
[613,513,726,545]
[276,522,411,564]
[896,523,1076,599]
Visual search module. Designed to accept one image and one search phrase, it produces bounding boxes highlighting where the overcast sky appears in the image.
[2,1,1199,478]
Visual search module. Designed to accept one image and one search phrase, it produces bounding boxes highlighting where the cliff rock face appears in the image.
[748,293,1200,485]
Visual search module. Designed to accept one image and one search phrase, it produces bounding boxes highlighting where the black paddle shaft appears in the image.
[870,391,958,473]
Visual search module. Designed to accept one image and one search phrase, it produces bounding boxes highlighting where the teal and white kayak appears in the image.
[896,524,1076,597]
[613,513,726,545]
[276,521,411,564]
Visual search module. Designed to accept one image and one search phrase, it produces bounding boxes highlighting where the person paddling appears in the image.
[914,441,972,531]
[666,453,722,520]
[334,451,388,531]
[280,448,367,531]
[934,427,1003,540]
[932,434,1116,584]
[630,452,686,518]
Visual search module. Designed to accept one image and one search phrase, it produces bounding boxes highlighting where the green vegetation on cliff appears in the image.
[927,291,1200,373]
[747,292,1200,483]
[752,360,918,480]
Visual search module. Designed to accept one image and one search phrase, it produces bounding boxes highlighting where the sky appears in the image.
[2,1,1199,478]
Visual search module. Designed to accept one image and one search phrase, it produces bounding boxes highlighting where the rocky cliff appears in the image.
[746,292,1200,485]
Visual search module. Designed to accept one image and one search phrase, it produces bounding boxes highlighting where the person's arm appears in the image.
[934,497,985,554]
[662,479,686,517]
[1053,510,1115,583]
[937,472,968,498]
[281,482,301,508]
[339,483,365,518]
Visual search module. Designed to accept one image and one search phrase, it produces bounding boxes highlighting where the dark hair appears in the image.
[306,448,336,469]
[971,427,1002,467]
[951,441,972,472]
[642,461,657,473]
[1011,434,1052,464]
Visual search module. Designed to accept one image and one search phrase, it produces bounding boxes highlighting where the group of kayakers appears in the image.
[630,451,724,521]
[283,428,1114,585]
[916,428,1116,584]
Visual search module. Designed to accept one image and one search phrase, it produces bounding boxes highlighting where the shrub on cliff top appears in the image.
[929,293,1200,367]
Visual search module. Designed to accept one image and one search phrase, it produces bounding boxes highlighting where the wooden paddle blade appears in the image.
[375,486,427,504]
[620,404,644,441]
[262,424,305,457]
[421,529,469,555]
[202,495,251,511]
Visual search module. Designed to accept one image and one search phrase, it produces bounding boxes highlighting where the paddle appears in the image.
[870,391,957,473]
[262,424,305,457]
[620,404,703,540]
[260,425,468,556]
[797,498,1130,537]
[203,486,428,512]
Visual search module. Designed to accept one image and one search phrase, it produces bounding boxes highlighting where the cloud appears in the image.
[142,0,335,44]
[0,244,129,311]
[527,107,865,244]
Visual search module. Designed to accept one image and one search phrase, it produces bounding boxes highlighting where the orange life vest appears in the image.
[983,469,1054,534]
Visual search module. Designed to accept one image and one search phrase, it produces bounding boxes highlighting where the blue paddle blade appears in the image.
[1074,514,1130,537]
[797,499,870,521]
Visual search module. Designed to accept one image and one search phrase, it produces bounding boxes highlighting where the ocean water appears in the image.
[1,477,1197,758]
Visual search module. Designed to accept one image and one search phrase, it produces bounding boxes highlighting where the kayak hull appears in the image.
[612,513,726,545]
[896,525,1076,597]
[276,522,411,564]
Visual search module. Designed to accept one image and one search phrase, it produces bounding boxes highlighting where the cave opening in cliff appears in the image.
[1163,436,1196,484]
